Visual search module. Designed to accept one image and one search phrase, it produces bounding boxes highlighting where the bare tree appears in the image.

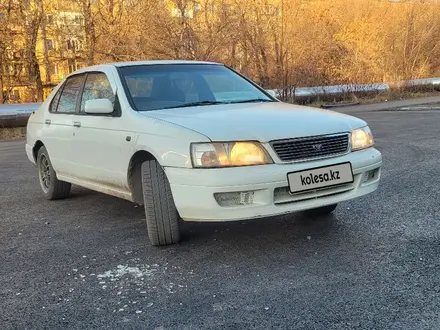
[2,0,440,103]
[78,0,95,65]
[17,0,44,101]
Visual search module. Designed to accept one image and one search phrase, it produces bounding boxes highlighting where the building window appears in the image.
[68,60,82,73]
[46,39,54,51]
[46,14,54,25]
[66,39,82,51]
[72,15,81,25]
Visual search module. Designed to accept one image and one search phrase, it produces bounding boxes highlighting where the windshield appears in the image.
[118,64,275,111]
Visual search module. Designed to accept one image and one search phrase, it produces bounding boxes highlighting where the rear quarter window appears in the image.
[49,85,63,112]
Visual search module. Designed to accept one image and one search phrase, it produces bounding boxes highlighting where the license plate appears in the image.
[287,162,354,194]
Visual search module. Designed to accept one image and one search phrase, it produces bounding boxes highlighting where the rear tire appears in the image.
[37,146,71,200]
[141,160,181,246]
[304,204,338,217]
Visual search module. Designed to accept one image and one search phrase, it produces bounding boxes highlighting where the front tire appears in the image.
[141,160,181,246]
[37,146,71,200]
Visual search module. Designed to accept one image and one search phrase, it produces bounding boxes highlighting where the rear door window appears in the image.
[56,75,84,113]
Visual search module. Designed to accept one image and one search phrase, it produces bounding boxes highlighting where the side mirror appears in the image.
[266,90,277,98]
[85,99,114,114]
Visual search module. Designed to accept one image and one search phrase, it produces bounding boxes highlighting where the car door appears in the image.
[70,70,136,192]
[41,74,85,178]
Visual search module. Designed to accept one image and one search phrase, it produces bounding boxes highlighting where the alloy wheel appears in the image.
[39,154,51,192]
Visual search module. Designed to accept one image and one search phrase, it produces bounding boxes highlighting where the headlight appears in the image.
[351,126,374,151]
[191,142,273,168]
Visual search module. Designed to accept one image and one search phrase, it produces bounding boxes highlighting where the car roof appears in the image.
[68,60,224,78]
[111,60,223,67]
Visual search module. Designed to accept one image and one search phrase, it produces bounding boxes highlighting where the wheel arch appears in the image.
[127,150,157,205]
[32,140,45,162]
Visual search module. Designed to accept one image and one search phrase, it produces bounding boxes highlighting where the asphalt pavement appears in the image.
[1,106,440,329]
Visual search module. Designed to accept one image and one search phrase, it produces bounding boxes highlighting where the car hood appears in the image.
[142,102,367,142]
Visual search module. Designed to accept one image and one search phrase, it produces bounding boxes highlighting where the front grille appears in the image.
[271,133,350,162]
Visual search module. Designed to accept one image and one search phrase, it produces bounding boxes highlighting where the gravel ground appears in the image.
[1,107,440,329]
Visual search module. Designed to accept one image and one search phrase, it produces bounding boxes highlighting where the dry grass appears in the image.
[357,89,440,104]
[0,127,26,140]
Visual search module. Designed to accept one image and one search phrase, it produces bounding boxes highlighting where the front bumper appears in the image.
[25,143,36,165]
[165,147,382,222]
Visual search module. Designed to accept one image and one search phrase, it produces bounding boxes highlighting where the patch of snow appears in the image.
[97,265,157,280]
[91,262,194,312]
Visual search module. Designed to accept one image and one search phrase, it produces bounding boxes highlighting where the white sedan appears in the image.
[25,60,383,246]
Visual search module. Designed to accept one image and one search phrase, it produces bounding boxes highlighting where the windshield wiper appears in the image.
[154,99,274,111]
[160,101,226,109]
[226,99,275,104]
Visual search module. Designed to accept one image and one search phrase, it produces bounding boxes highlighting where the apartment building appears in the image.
[0,0,86,103]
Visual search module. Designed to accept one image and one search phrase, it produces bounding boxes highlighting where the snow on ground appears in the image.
[97,264,159,280]
[66,258,195,315]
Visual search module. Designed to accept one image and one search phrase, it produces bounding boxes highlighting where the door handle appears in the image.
[73,121,81,127]
[45,119,51,125]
